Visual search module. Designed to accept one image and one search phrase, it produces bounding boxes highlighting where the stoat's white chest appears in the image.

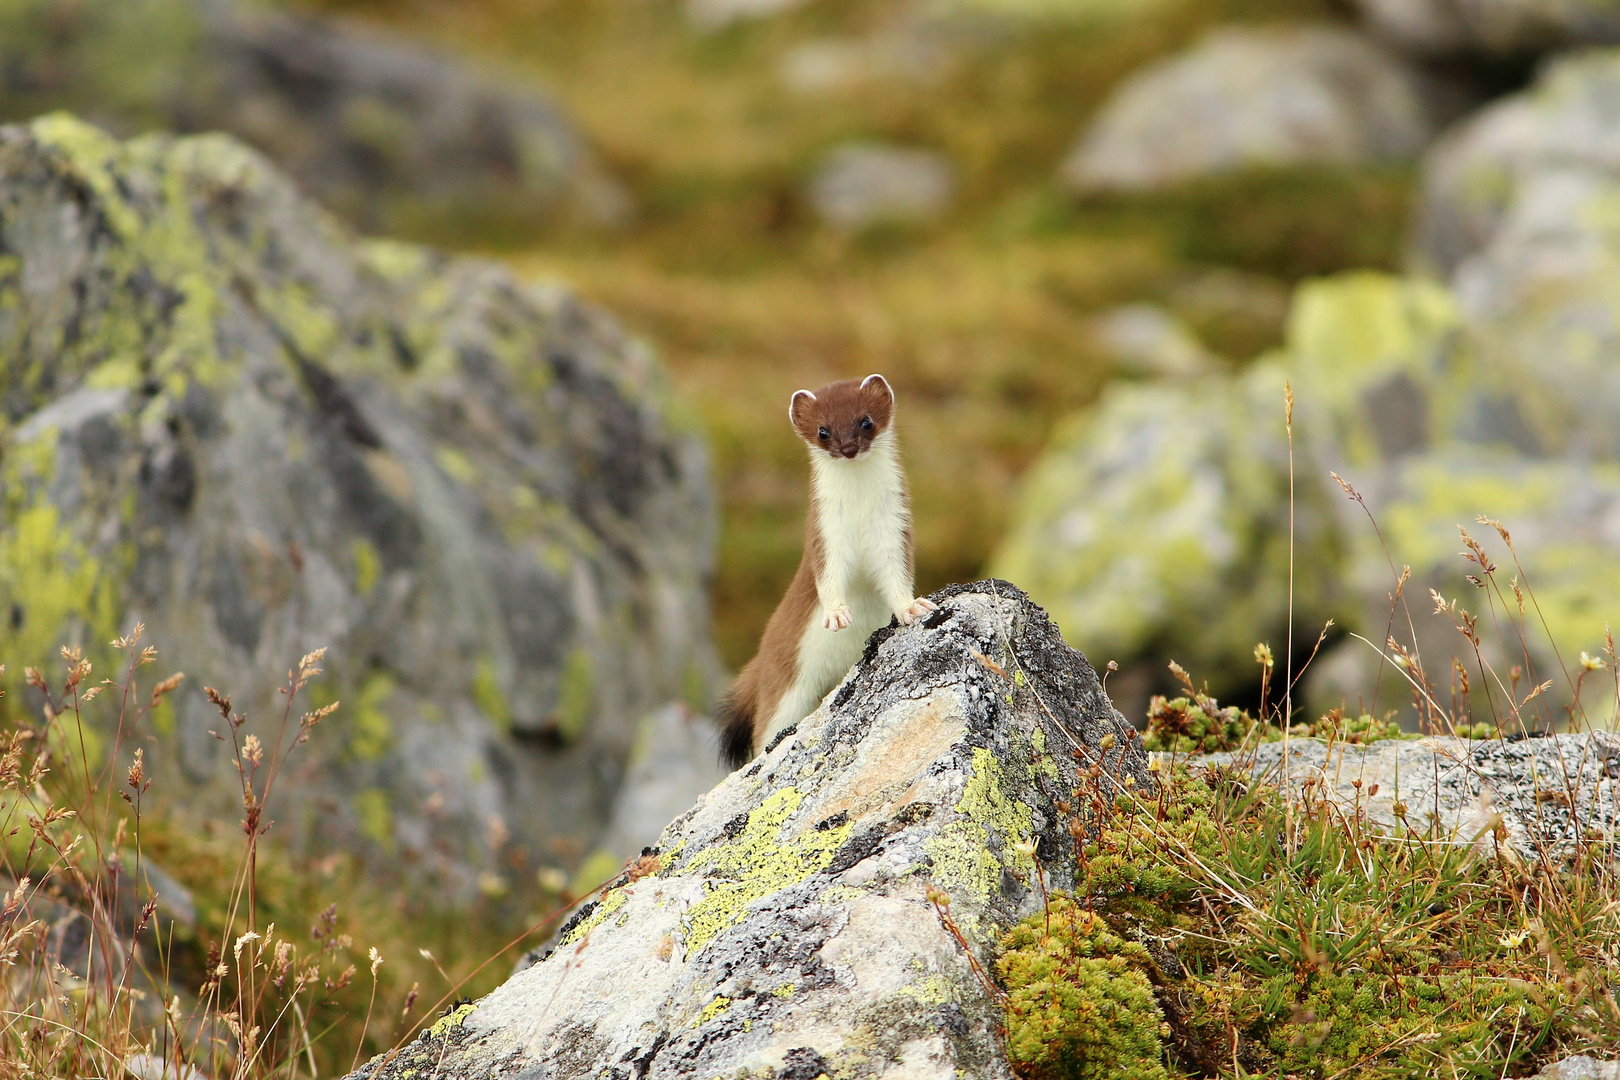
[810,431,907,577]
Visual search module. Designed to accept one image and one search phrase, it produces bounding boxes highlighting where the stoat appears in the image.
[718,374,936,767]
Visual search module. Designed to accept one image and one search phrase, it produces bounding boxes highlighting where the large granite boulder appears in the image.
[989,369,1343,716]
[1413,53,1620,464]
[994,265,1620,724]
[1352,0,1620,56]
[0,0,623,234]
[1415,50,1620,276]
[1062,26,1439,193]
[990,277,1465,710]
[355,581,1154,1079]
[0,114,717,900]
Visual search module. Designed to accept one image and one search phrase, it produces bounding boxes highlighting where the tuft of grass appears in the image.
[0,630,582,1080]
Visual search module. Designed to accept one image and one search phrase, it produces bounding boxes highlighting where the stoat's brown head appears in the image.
[789,375,895,460]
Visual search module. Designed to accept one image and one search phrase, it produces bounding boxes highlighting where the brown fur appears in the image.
[718,377,898,767]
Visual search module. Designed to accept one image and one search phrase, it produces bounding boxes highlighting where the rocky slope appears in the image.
[0,0,623,234]
[354,581,1154,1079]
[0,114,716,901]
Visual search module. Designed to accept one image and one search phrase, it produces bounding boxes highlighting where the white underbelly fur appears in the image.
[760,581,887,745]
[760,429,910,748]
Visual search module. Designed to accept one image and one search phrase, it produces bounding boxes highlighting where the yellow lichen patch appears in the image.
[347,671,397,761]
[693,995,732,1027]
[472,658,510,732]
[553,647,595,744]
[1031,726,1059,780]
[923,748,1036,905]
[434,446,478,486]
[771,983,796,998]
[0,437,119,701]
[352,539,381,597]
[678,788,852,958]
[427,1002,476,1039]
[896,974,953,1006]
[562,882,630,944]
[353,788,394,851]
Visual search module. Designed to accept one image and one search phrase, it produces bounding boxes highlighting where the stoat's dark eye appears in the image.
[818,427,830,441]
[860,416,874,432]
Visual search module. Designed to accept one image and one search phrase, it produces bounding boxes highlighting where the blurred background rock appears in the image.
[9,0,1620,1043]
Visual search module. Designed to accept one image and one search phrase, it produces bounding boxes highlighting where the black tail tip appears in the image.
[717,695,754,770]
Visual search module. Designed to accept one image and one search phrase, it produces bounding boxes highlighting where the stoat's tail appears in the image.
[717,682,756,769]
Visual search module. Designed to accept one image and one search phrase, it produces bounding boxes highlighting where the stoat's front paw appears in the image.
[823,604,853,632]
[895,596,940,626]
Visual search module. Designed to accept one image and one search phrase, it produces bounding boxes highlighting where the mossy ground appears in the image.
[996,761,1620,1078]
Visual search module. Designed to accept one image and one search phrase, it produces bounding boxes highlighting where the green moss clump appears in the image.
[997,897,1169,1080]
[1304,708,1410,745]
[1143,693,1414,754]
[1142,694,1270,754]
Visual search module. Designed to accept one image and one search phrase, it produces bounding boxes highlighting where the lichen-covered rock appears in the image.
[1062,26,1439,192]
[356,582,1154,1080]
[1415,51,1620,276]
[1311,448,1620,722]
[994,265,1620,722]
[1194,731,1620,858]
[1410,53,1620,463]
[0,114,716,900]
[1353,0,1620,56]
[988,348,1343,713]
[0,0,622,234]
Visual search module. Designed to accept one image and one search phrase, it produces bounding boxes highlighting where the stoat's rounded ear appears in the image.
[789,389,817,427]
[860,373,893,402]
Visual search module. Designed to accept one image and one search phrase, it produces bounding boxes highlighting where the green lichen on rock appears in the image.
[353,789,394,851]
[0,438,120,700]
[0,114,717,902]
[676,787,851,957]
[990,363,1343,703]
[552,647,596,745]
[561,882,631,944]
[1282,271,1463,466]
[426,1002,476,1039]
[924,746,1036,904]
[347,672,398,762]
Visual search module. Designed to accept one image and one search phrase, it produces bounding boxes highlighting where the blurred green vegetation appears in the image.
[292,0,1405,667]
